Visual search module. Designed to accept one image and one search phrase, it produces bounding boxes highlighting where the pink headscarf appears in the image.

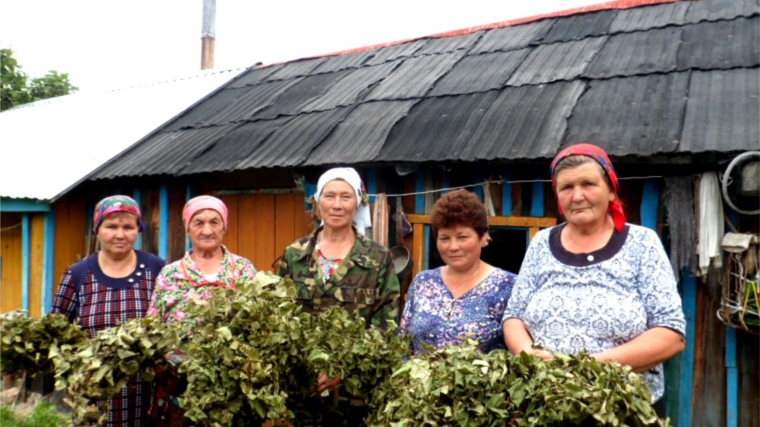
[182,195,228,230]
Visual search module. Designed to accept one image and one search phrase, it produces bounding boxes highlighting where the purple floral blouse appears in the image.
[400,267,515,353]
[147,245,256,338]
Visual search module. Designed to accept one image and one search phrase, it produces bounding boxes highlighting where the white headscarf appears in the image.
[316,167,372,235]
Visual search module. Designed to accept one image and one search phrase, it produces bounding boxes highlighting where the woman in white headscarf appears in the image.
[276,168,400,421]
[277,167,399,328]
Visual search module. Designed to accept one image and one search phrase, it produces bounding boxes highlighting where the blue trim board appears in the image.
[1,197,51,212]
[474,169,484,199]
[640,179,659,230]
[502,167,512,216]
[441,171,450,195]
[415,171,430,271]
[415,171,426,214]
[132,188,143,250]
[21,214,30,312]
[185,184,195,252]
[159,184,169,260]
[366,168,378,204]
[41,211,56,315]
[725,326,738,427]
[678,269,697,427]
[530,170,544,217]
[725,208,739,427]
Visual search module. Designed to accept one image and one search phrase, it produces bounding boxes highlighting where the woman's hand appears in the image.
[523,347,554,361]
[590,327,685,372]
[316,372,342,394]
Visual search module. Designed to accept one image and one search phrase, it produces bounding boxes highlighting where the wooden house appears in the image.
[3,0,758,425]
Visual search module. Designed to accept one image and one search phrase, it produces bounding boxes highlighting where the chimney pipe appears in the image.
[201,0,216,70]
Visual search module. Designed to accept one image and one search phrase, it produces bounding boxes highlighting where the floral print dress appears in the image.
[400,267,515,353]
[147,245,256,338]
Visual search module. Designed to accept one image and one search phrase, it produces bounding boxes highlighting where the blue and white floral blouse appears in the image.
[400,267,515,353]
[502,223,686,401]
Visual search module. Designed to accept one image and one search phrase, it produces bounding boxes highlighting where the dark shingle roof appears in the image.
[93,0,760,179]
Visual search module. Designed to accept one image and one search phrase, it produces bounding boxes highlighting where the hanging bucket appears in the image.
[390,245,412,278]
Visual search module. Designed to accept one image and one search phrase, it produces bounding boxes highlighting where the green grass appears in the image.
[0,401,68,427]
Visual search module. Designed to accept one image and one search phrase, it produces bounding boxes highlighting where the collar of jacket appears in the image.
[293,226,375,269]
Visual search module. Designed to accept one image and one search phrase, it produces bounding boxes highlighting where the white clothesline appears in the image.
[366,175,664,198]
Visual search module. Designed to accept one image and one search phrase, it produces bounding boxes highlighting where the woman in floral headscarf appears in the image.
[502,143,685,417]
[52,195,165,427]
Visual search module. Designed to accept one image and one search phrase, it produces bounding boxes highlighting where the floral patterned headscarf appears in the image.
[92,195,145,233]
[550,143,626,232]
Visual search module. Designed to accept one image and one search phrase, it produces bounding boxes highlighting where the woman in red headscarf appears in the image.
[502,143,685,416]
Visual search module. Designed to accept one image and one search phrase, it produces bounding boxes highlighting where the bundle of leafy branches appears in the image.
[307,311,410,402]
[179,271,334,426]
[60,316,179,425]
[366,343,669,427]
[0,310,87,378]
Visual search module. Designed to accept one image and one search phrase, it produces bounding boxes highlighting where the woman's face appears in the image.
[319,180,357,231]
[436,225,486,272]
[188,209,226,251]
[555,162,615,228]
[97,213,139,258]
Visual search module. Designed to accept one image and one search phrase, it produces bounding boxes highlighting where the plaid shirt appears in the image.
[52,250,165,427]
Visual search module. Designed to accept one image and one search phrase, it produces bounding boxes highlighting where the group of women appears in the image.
[52,144,685,426]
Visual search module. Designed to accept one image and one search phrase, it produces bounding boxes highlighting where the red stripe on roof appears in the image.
[258,0,680,68]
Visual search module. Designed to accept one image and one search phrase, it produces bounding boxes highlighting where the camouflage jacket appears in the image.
[276,227,400,329]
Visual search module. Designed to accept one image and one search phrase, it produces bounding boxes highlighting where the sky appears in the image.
[1,0,606,92]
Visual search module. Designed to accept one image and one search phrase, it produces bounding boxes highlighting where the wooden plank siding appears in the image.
[1,212,23,314]
[169,183,187,262]
[219,193,310,273]
[52,193,87,295]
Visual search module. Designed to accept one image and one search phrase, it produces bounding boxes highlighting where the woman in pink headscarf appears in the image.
[502,143,685,416]
[147,195,255,425]
[147,195,256,337]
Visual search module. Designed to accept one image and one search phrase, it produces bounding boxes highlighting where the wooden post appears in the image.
[132,188,143,251]
[640,179,659,230]
[41,211,55,315]
[502,167,512,216]
[366,167,378,204]
[415,170,429,273]
[678,269,697,427]
[530,170,545,218]
[441,170,450,195]
[159,184,169,260]
[21,213,30,312]
[725,209,739,427]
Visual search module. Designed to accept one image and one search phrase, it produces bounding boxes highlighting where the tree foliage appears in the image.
[1,47,78,111]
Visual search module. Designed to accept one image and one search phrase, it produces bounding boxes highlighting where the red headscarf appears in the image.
[550,143,626,232]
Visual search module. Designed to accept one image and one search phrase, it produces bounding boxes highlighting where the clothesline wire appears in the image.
[0,223,22,233]
[366,175,664,198]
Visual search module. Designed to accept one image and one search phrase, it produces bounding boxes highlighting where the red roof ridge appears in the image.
[258,0,679,69]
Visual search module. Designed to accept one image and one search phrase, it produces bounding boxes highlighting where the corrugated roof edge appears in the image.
[51,66,255,202]
[254,0,678,69]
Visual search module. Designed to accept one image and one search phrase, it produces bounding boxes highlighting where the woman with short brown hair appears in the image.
[399,189,516,353]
